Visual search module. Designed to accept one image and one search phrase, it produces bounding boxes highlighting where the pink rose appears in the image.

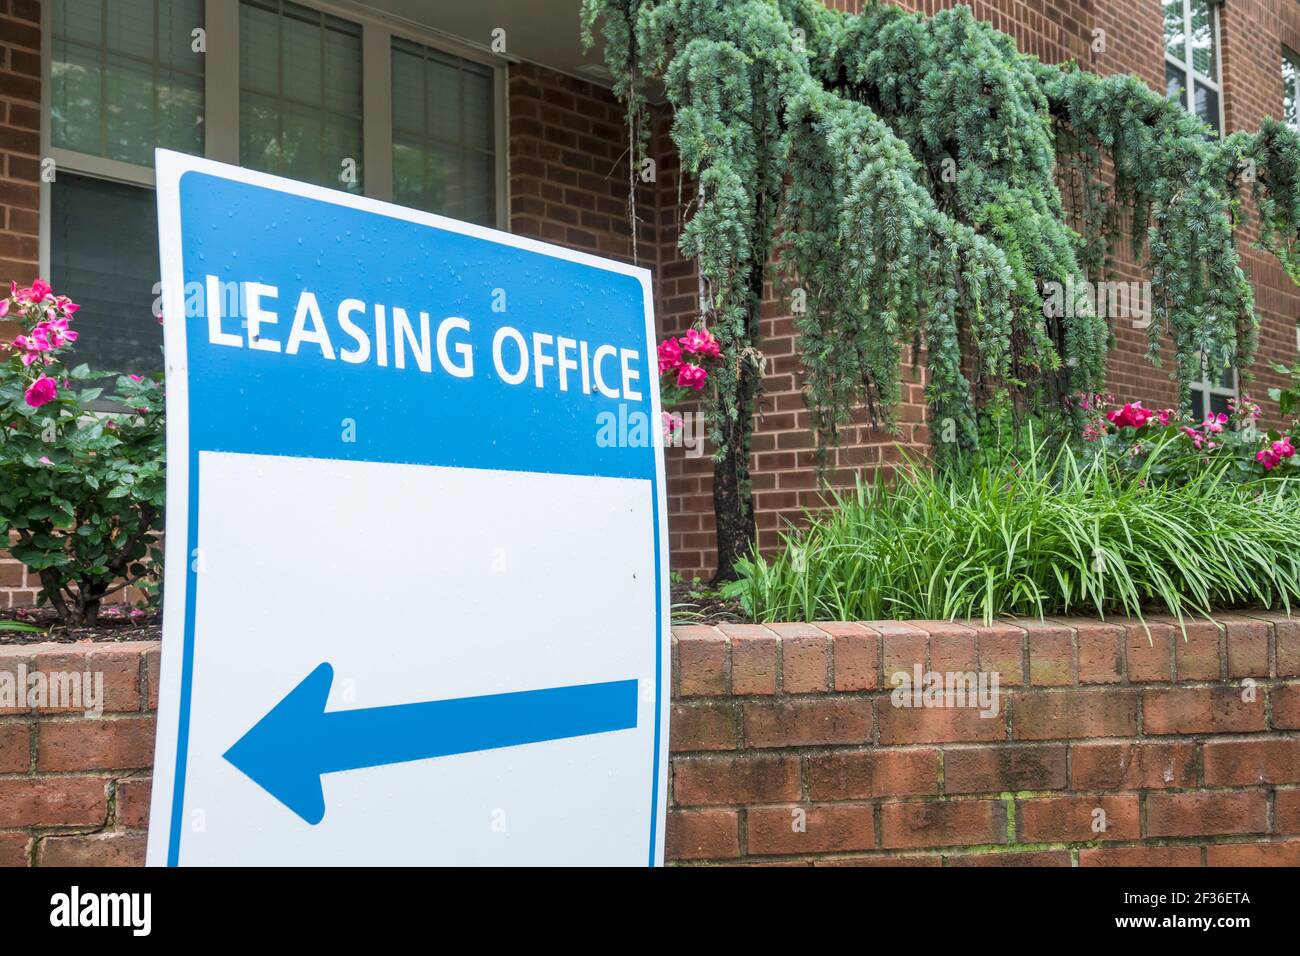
[656,337,683,373]
[23,375,58,409]
[1106,402,1154,430]
[681,327,722,359]
[676,364,708,391]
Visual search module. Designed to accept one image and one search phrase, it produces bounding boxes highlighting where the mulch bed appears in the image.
[0,605,162,645]
[2,585,744,643]
[670,580,747,626]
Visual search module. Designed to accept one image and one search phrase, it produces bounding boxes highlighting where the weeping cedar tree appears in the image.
[581,0,1300,583]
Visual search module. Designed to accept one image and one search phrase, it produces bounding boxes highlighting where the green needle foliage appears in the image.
[724,437,1300,625]
[582,0,1300,577]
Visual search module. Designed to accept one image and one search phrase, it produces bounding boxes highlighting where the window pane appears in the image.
[1195,81,1220,134]
[50,39,102,154]
[392,46,425,134]
[281,13,322,105]
[323,25,362,114]
[1208,392,1231,418]
[1165,61,1187,109]
[239,2,279,94]
[105,0,154,60]
[239,0,363,193]
[50,174,162,375]
[1191,390,1206,423]
[428,56,461,144]
[53,0,101,47]
[1163,0,1185,63]
[391,38,497,226]
[104,53,154,165]
[1189,1,1217,80]
[464,68,494,151]
[50,0,205,163]
[159,71,205,155]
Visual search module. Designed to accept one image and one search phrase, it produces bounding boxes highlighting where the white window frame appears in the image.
[1285,47,1300,131]
[38,0,511,276]
[1165,0,1225,134]
[1194,353,1238,420]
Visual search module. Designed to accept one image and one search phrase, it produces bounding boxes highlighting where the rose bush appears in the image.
[1076,393,1298,486]
[0,280,164,625]
[655,325,723,438]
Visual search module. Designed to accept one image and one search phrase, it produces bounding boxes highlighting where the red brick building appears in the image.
[1,0,1299,603]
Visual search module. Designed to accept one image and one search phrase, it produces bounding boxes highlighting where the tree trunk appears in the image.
[710,260,765,585]
[711,376,758,584]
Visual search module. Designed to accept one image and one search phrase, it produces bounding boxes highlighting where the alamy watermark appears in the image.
[889,665,1001,718]
[0,667,105,716]
[1041,277,1151,328]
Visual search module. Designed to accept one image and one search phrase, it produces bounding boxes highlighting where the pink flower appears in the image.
[1271,437,1296,461]
[676,364,708,391]
[0,300,8,318]
[656,337,683,373]
[662,411,683,437]
[1156,408,1175,426]
[37,456,51,465]
[40,318,78,348]
[1106,402,1154,429]
[128,374,144,382]
[28,279,51,302]
[1258,449,1280,471]
[680,327,722,359]
[23,375,57,409]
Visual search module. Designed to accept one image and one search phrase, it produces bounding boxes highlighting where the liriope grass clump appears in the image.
[725,438,1300,625]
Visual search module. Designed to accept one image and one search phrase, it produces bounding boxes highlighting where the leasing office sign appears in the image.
[147,151,669,866]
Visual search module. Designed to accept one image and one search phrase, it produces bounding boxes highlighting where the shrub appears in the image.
[725,434,1300,626]
[0,281,164,625]
[1074,394,1296,485]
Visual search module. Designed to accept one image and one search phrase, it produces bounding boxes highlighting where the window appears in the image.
[43,0,505,374]
[47,0,205,378]
[1285,49,1300,130]
[1191,354,1237,423]
[391,38,496,226]
[51,0,205,163]
[1164,0,1222,135]
[239,0,363,193]
[50,174,161,375]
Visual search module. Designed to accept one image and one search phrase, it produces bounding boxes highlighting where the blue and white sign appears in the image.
[146,151,669,866]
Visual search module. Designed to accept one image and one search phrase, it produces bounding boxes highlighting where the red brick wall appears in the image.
[506,60,658,266]
[0,0,40,339]
[669,614,1300,865]
[3,617,1298,866]
[0,641,158,866]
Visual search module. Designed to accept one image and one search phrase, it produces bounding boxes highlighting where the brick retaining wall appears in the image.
[2,614,1300,866]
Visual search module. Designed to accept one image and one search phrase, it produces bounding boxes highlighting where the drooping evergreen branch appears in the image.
[582,0,1300,470]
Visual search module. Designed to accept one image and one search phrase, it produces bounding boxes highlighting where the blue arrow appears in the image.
[223,663,638,825]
